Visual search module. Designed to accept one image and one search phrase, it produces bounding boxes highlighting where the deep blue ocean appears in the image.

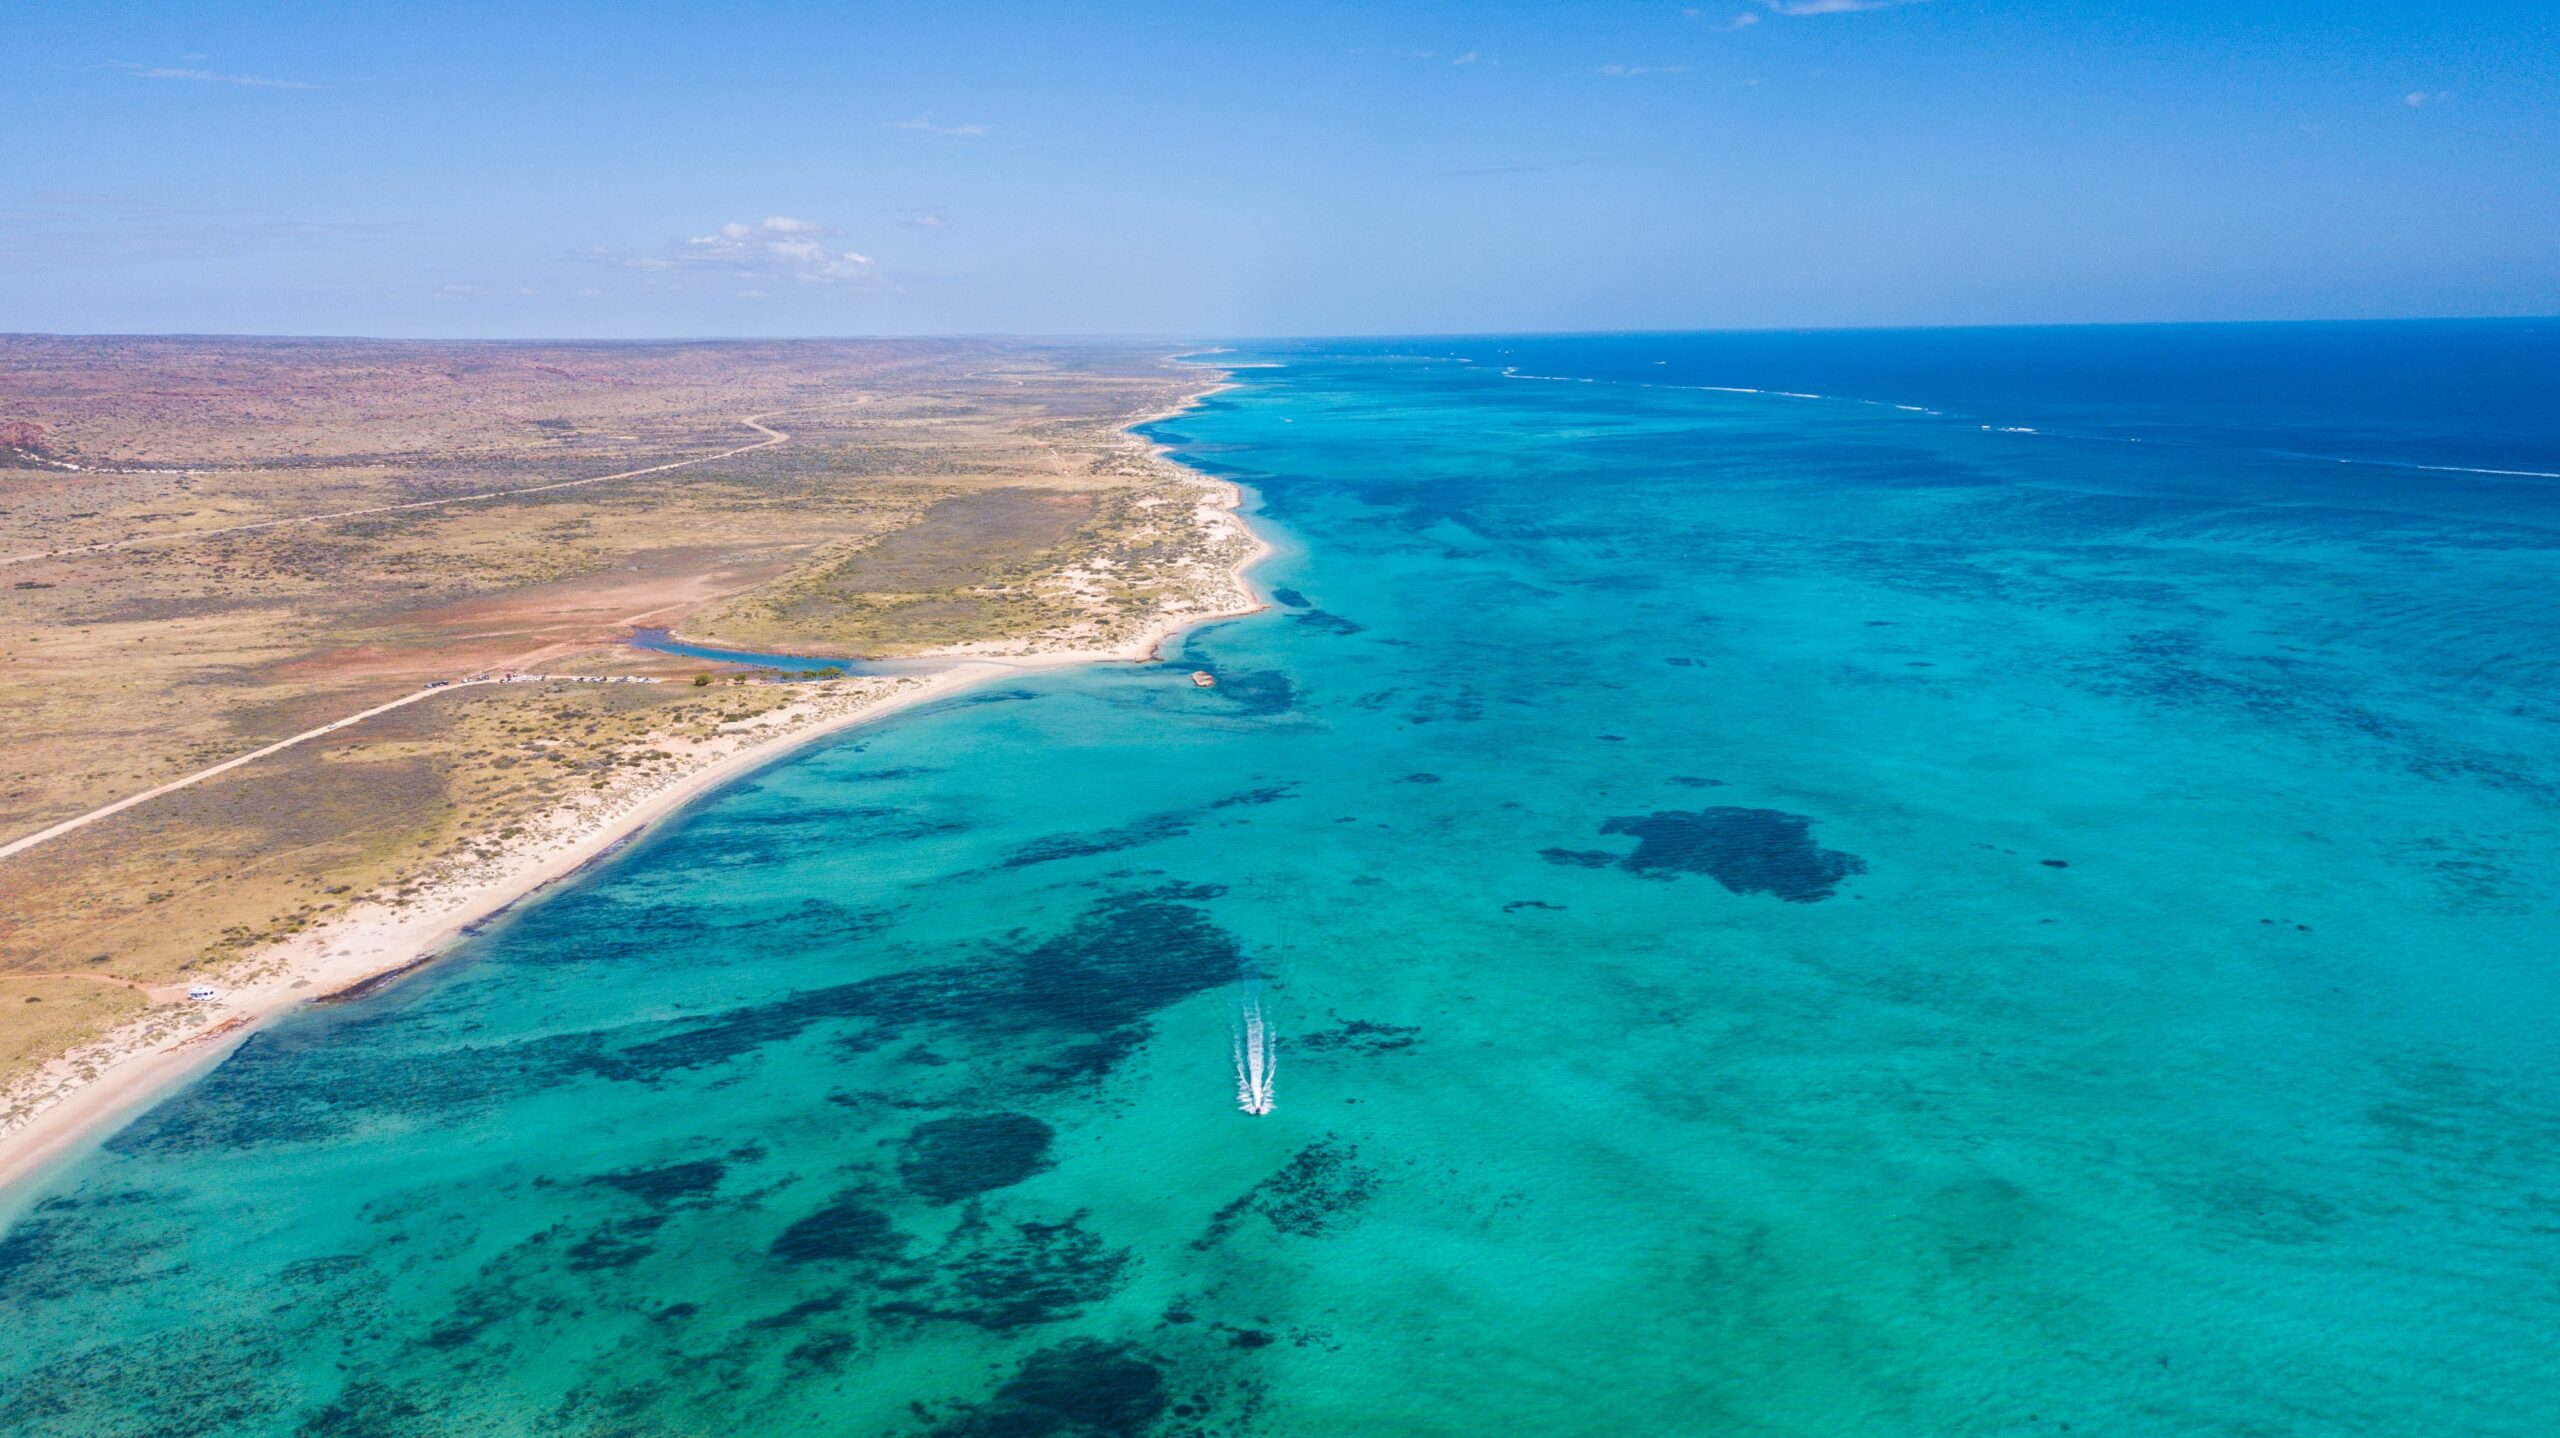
[4,322,2556,1435]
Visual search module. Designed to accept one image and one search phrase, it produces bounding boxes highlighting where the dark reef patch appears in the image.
[1003,812,1197,869]
[0,1215,77,1305]
[0,1322,294,1436]
[573,884,1246,1094]
[1292,608,1366,636]
[1000,786,1294,870]
[295,1379,430,1437]
[1538,848,1616,869]
[1596,807,1866,902]
[1195,1136,1381,1248]
[770,1191,907,1267]
[723,898,898,946]
[384,888,886,987]
[565,1216,663,1272]
[899,1114,1057,1203]
[877,1209,1132,1331]
[118,1027,588,1159]
[423,1265,534,1350]
[0,1192,190,1306]
[103,885,1240,1163]
[1269,587,1310,608]
[785,1331,860,1377]
[276,1254,369,1287]
[928,1340,1169,1438]
[834,764,942,782]
[843,811,976,844]
[1208,783,1297,810]
[1296,1020,1422,1057]
[586,1159,725,1207]
[749,1292,853,1330]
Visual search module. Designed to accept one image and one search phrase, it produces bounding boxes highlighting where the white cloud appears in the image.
[890,117,988,137]
[682,217,872,280]
[1353,47,1491,66]
[109,60,316,89]
[904,211,948,230]
[2403,90,2453,108]
[597,216,874,286]
[1760,0,1928,14]
[1597,63,1693,76]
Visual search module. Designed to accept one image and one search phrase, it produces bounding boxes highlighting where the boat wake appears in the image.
[1233,988,1277,1116]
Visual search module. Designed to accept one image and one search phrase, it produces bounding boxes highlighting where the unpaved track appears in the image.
[0,411,798,569]
[0,396,881,855]
[0,675,601,862]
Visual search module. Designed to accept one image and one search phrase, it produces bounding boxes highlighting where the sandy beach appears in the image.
[0,382,1266,1200]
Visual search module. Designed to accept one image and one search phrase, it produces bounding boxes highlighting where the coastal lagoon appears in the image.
[5,324,2557,1434]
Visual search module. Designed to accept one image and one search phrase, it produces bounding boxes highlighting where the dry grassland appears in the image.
[0,336,1221,1084]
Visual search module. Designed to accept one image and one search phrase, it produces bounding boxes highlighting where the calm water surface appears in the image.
[5,323,2556,1436]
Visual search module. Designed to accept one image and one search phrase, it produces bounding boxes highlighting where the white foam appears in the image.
[1468,359,2554,481]
[1233,988,1277,1116]
[2409,462,2560,480]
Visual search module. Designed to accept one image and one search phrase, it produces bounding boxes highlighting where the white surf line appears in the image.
[0,674,622,863]
[0,412,799,570]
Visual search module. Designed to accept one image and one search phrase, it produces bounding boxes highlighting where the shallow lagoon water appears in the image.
[623,627,947,675]
[4,326,2557,1435]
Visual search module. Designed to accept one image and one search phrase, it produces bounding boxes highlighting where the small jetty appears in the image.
[1190,671,1218,688]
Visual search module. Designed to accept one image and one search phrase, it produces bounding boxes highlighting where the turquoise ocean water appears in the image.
[5,324,2557,1435]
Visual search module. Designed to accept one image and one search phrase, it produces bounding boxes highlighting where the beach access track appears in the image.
[0,674,661,863]
[0,410,801,569]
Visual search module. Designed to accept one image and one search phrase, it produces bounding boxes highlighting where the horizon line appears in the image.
[3,313,2555,347]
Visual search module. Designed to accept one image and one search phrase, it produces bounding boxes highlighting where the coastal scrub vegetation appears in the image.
[0,337,1234,1097]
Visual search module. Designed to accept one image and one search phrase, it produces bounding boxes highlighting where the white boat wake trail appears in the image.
[1233,987,1277,1116]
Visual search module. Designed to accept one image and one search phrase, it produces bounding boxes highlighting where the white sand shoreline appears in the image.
[0,371,1266,1202]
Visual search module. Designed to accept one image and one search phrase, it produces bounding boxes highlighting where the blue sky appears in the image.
[6,1,2554,337]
